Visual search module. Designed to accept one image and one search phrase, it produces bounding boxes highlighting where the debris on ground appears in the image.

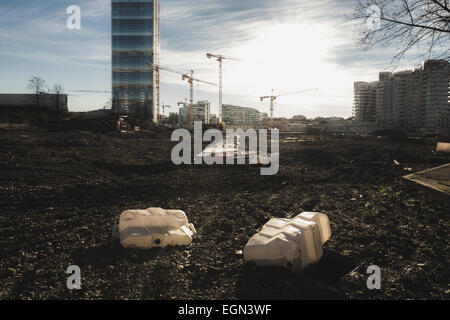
[118,208,196,249]
[244,212,331,273]
[436,142,450,153]
[403,163,450,196]
[0,128,448,299]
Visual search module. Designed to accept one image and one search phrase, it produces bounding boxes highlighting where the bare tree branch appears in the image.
[351,0,450,66]
[27,76,47,124]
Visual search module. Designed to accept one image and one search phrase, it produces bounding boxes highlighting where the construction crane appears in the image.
[177,98,188,108]
[206,53,240,123]
[147,62,216,126]
[182,71,217,126]
[260,88,318,126]
[160,103,171,119]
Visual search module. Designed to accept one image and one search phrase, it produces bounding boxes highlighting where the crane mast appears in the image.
[182,70,195,126]
[219,59,222,122]
[147,63,216,127]
[260,88,318,127]
[177,98,188,107]
[206,53,240,124]
[160,104,170,118]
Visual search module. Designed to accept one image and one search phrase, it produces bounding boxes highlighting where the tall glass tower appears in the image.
[112,0,160,122]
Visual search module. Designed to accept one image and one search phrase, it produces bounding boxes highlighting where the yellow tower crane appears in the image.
[260,88,318,127]
[147,63,216,126]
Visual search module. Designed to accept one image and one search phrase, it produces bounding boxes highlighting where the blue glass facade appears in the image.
[112,0,159,120]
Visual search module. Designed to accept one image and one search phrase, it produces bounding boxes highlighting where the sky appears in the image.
[0,0,426,118]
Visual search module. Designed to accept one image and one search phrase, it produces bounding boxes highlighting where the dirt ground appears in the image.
[0,127,448,300]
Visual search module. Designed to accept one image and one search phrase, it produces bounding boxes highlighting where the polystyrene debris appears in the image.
[243,212,331,272]
[118,207,196,249]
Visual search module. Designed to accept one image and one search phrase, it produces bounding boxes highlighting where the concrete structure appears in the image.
[356,59,450,134]
[179,100,210,124]
[0,94,68,112]
[421,60,450,131]
[112,0,160,122]
[376,72,394,128]
[260,113,269,122]
[353,81,377,123]
[393,71,416,128]
[222,104,261,126]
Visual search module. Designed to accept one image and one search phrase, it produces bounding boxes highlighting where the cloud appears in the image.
[157,0,431,118]
[0,0,427,116]
[0,0,111,69]
[157,0,370,117]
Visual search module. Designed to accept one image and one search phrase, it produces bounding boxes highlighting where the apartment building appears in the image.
[376,72,394,128]
[222,104,261,126]
[392,70,414,129]
[422,60,450,130]
[353,81,378,123]
[179,101,211,124]
[355,59,450,133]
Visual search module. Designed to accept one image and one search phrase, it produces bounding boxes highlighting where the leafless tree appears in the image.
[27,76,47,123]
[353,0,450,65]
[52,84,64,131]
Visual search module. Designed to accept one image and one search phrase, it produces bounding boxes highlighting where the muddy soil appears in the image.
[0,128,448,300]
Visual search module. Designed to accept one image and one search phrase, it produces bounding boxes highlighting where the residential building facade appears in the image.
[353,81,378,123]
[179,101,211,124]
[355,60,450,133]
[222,104,261,126]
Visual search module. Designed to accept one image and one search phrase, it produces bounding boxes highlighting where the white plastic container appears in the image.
[243,212,331,272]
[298,212,331,244]
[436,142,450,153]
[118,207,196,249]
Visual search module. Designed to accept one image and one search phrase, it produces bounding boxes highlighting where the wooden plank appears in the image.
[403,163,450,196]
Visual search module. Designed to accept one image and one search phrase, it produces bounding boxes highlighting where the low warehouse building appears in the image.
[0,93,68,113]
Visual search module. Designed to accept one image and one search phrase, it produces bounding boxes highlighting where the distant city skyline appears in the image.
[0,0,427,118]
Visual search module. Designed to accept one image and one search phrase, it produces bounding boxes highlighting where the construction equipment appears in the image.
[260,88,318,127]
[182,71,217,126]
[147,62,216,126]
[117,115,137,132]
[160,104,171,120]
[177,99,188,108]
[206,53,240,123]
